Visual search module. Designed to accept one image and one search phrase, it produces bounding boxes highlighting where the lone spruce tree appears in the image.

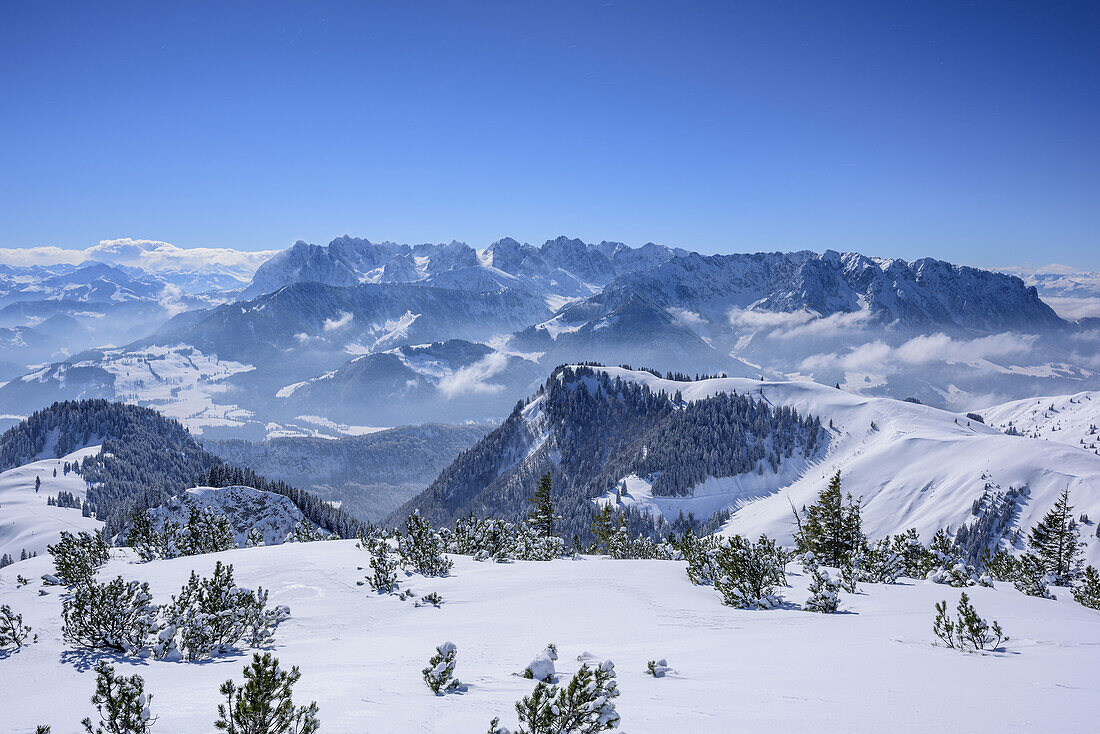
[1028,489,1084,584]
[527,472,555,539]
[795,471,863,567]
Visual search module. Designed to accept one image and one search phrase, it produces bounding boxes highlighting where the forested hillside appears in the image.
[389,365,825,540]
[0,400,366,539]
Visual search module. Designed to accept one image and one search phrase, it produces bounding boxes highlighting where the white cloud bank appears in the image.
[438,352,511,398]
[800,332,1037,372]
[0,238,279,280]
[728,307,872,339]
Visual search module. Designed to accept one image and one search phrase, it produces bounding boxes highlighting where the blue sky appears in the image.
[1,1,1097,268]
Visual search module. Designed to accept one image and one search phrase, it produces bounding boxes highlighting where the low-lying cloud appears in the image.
[438,351,510,398]
[800,332,1037,372]
[728,307,872,339]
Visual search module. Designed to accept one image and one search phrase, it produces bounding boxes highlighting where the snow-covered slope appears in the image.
[585,368,1100,565]
[0,445,103,560]
[2,542,1099,732]
[979,390,1100,452]
[147,485,311,546]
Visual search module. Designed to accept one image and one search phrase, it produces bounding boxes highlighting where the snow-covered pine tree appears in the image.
[925,529,990,588]
[160,561,286,661]
[526,472,555,539]
[245,528,265,548]
[0,604,36,649]
[522,643,558,682]
[983,549,1018,582]
[590,505,616,555]
[215,653,319,734]
[179,506,236,556]
[361,534,398,593]
[81,660,156,734]
[48,530,111,586]
[1027,489,1084,584]
[493,660,620,733]
[1072,565,1100,610]
[794,471,863,567]
[63,576,160,656]
[1013,553,1054,598]
[712,534,785,609]
[645,659,672,678]
[804,566,841,613]
[861,537,904,584]
[399,511,453,577]
[423,642,461,694]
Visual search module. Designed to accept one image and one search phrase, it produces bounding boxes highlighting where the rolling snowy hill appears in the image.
[979,390,1100,452]
[591,368,1100,566]
[2,542,1099,733]
[0,445,103,561]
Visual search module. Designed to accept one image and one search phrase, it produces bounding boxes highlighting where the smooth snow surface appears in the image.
[0,446,103,559]
[2,543,1099,732]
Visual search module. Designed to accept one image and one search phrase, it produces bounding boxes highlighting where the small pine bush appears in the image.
[216,653,319,734]
[933,592,1007,652]
[0,604,36,649]
[48,530,110,586]
[1074,566,1100,610]
[423,642,461,694]
[804,567,841,613]
[63,576,160,656]
[81,661,156,734]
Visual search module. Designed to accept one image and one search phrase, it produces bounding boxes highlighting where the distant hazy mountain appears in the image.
[0,235,1095,438]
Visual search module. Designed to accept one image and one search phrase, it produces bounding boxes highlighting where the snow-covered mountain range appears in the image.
[1,235,1098,437]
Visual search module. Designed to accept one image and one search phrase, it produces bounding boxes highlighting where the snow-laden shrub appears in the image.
[925,529,991,588]
[245,528,265,548]
[1074,566,1100,610]
[63,576,160,656]
[400,511,453,577]
[804,567,841,613]
[983,549,1018,582]
[607,526,679,561]
[159,561,287,661]
[48,530,110,586]
[423,642,461,694]
[216,653,319,734]
[680,532,725,586]
[178,506,236,556]
[933,592,1007,652]
[1013,553,1055,599]
[489,659,620,734]
[861,537,904,584]
[415,591,443,608]
[81,660,156,734]
[0,604,36,649]
[359,533,399,593]
[289,521,333,543]
[645,659,672,678]
[522,644,558,682]
[448,515,564,562]
[891,528,926,579]
[712,534,786,609]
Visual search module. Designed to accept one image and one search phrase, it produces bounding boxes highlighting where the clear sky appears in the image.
[2,1,1097,268]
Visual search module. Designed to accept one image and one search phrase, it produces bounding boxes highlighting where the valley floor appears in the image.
[2,542,1099,733]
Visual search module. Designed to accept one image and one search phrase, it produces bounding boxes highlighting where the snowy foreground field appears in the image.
[3,541,1100,733]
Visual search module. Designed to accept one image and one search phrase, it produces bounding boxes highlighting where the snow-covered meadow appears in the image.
[3,541,1099,733]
